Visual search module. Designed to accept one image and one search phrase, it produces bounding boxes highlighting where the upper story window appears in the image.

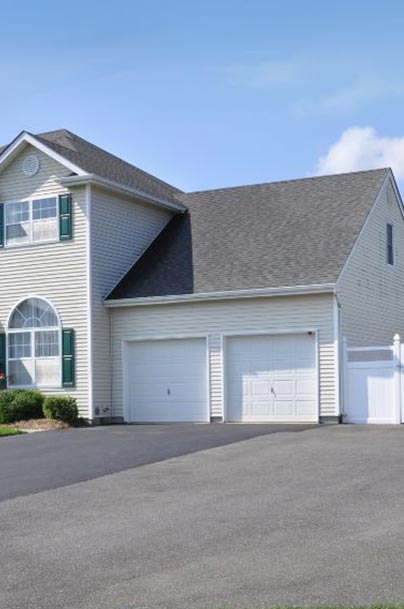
[5,197,58,247]
[387,223,394,266]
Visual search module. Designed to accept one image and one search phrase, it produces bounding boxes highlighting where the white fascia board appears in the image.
[0,131,87,176]
[60,174,186,213]
[388,169,404,221]
[104,283,335,308]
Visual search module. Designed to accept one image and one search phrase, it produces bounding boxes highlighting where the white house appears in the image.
[0,129,402,424]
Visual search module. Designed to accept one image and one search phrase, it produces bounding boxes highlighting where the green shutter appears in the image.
[62,329,75,387]
[0,334,6,377]
[59,194,73,240]
[0,204,4,248]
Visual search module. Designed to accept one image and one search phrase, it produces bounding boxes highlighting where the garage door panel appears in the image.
[126,338,208,422]
[247,399,272,416]
[273,379,294,396]
[297,400,317,415]
[296,378,317,395]
[251,380,272,396]
[129,382,168,400]
[273,400,294,416]
[226,333,318,422]
[167,381,206,400]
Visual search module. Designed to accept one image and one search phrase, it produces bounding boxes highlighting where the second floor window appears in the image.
[5,197,58,247]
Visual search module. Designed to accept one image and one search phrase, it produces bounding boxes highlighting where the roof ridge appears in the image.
[184,167,390,197]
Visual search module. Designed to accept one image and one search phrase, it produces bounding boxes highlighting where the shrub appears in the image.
[0,391,16,424]
[43,395,78,422]
[0,389,44,423]
[13,390,44,419]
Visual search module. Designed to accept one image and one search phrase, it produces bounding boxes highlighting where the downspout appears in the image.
[333,291,343,421]
[86,183,94,421]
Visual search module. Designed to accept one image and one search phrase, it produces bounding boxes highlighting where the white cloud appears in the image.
[316,127,404,178]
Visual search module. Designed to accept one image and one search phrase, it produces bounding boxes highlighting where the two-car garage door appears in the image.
[125,333,318,423]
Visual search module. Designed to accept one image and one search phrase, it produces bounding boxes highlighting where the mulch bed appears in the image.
[3,419,81,431]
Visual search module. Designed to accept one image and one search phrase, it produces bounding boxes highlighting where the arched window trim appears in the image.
[7,295,61,330]
[6,296,62,388]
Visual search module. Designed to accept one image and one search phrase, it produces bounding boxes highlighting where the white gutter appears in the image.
[104,283,335,308]
[59,174,186,213]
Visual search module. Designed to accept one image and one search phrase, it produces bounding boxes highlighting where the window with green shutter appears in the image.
[62,329,75,387]
[59,194,73,240]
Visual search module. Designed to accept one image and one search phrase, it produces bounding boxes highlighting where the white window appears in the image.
[5,197,58,247]
[7,298,61,387]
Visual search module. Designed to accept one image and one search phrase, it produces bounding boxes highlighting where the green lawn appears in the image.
[0,427,26,437]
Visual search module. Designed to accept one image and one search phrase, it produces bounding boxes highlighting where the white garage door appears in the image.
[226,333,318,422]
[126,337,208,422]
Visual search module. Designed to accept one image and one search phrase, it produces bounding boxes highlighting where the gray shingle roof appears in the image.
[1,129,183,206]
[107,168,390,300]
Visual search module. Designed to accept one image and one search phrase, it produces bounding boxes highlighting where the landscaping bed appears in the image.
[0,389,80,434]
[2,418,74,431]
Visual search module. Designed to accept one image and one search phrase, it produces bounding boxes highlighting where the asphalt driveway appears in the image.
[0,422,314,501]
[2,424,404,608]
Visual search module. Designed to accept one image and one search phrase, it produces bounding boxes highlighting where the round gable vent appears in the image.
[22,155,40,177]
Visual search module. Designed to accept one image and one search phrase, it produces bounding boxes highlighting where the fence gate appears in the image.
[344,334,402,424]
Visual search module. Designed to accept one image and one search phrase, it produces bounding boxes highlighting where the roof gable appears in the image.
[0,131,86,177]
[0,129,184,208]
[107,168,390,300]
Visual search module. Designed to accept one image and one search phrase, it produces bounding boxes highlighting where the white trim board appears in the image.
[105,283,335,308]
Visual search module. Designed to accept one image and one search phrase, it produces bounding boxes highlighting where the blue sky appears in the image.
[2,0,404,191]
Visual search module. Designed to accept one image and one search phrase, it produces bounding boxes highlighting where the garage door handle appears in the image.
[167,388,171,396]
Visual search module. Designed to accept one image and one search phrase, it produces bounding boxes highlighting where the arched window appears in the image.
[7,297,61,387]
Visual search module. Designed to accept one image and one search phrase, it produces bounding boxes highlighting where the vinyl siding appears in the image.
[90,186,172,417]
[0,145,89,415]
[338,177,404,346]
[111,293,336,419]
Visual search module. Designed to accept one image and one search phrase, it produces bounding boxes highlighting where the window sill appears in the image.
[8,385,62,390]
[4,239,61,250]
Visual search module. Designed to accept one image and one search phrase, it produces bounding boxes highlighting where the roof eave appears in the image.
[59,174,187,212]
[104,283,336,308]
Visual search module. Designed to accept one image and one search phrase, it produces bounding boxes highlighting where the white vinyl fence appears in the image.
[344,334,402,424]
